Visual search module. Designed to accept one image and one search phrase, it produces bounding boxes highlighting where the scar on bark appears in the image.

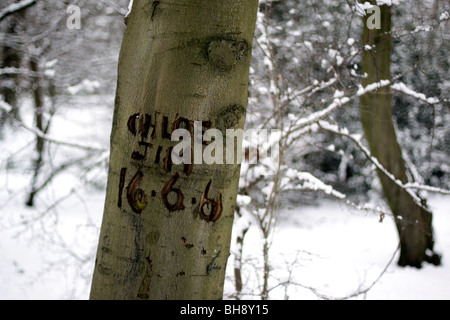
[137,253,153,300]
[217,104,246,130]
[181,236,193,249]
[206,250,221,275]
[151,1,160,20]
[118,168,127,208]
[164,147,173,173]
[207,39,249,71]
[199,180,222,223]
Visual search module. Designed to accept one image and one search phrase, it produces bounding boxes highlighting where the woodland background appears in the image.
[0,0,449,299]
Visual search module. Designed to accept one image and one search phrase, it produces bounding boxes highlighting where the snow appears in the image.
[0,72,448,302]
[1,102,449,301]
[0,95,112,299]
[125,0,133,18]
[303,41,313,52]
[391,82,440,104]
[377,0,392,6]
[440,11,449,22]
[67,79,101,95]
[355,0,397,15]
[284,168,346,199]
[236,195,252,206]
[317,119,436,209]
[1,0,447,302]
[225,195,450,300]
[355,2,374,16]
[0,0,36,21]
[0,100,12,113]
[356,79,391,96]
[0,194,448,301]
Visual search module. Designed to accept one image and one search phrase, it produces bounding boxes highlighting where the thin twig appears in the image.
[0,103,107,152]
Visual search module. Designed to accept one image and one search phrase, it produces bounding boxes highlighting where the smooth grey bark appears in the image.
[360,2,441,268]
[90,0,259,300]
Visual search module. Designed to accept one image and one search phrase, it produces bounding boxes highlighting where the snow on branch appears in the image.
[305,79,391,127]
[286,76,447,147]
[0,102,107,153]
[391,11,449,39]
[403,183,450,196]
[391,82,441,105]
[282,168,391,221]
[318,120,450,202]
[288,78,338,105]
[286,79,393,145]
[283,168,346,199]
[0,100,13,113]
[0,67,42,78]
[0,0,36,22]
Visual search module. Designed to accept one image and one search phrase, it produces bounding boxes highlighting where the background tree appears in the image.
[0,0,128,298]
[360,1,441,268]
[229,0,449,299]
[0,0,128,206]
[0,0,35,125]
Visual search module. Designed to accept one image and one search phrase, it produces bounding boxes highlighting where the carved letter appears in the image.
[126,170,148,214]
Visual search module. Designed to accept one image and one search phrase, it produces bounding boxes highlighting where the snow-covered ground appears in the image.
[0,95,449,300]
[225,195,450,300]
[1,191,448,300]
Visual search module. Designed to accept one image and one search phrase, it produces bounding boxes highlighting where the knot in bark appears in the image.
[207,39,249,71]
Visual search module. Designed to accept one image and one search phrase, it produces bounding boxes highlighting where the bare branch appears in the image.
[286,79,393,144]
[318,121,450,204]
[391,82,444,105]
[403,183,450,195]
[337,243,401,300]
[0,67,41,77]
[0,102,108,153]
[0,0,37,22]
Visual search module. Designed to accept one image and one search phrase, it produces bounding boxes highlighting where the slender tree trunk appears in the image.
[90,0,259,300]
[360,3,440,268]
[0,19,22,124]
[261,238,270,300]
[0,0,36,126]
[25,57,45,207]
[233,223,249,300]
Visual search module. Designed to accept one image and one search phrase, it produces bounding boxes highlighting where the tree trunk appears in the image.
[233,223,249,300]
[360,3,440,268]
[25,56,45,207]
[90,0,259,300]
[0,18,22,125]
